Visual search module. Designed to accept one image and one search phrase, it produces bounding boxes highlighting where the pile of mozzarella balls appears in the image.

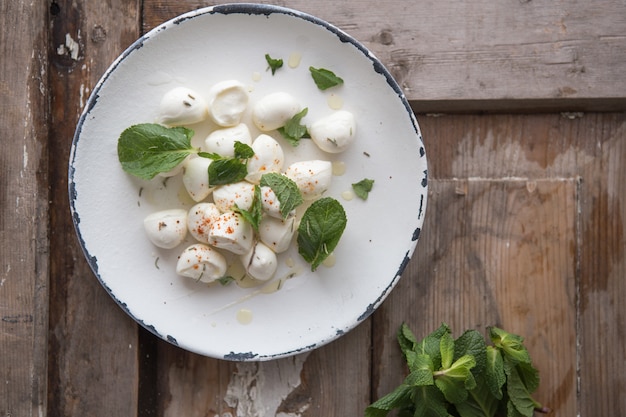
[142,80,356,285]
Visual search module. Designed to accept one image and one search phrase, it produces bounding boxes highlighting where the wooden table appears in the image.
[3,1,625,415]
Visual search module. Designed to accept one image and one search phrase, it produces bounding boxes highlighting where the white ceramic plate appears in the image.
[69,3,427,361]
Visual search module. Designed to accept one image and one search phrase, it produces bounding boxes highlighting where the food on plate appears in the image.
[258,214,296,253]
[240,241,278,281]
[158,87,208,126]
[182,157,215,202]
[206,80,249,127]
[187,202,221,243]
[176,243,227,282]
[208,211,254,255]
[252,92,301,131]
[246,134,285,184]
[284,160,333,200]
[204,123,252,157]
[212,181,256,213]
[143,209,188,249]
[309,110,356,153]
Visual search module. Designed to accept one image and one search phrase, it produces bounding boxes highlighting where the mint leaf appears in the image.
[234,141,254,159]
[455,374,500,417]
[485,346,505,400]
[278,108,310,146]
[365,383,414,417]
[265,53,283,75]
[455,329,487,375]
[352,178,374,200]
[405,353,435,386]
[413,385,450,417]
[440,331,455,369]
[397,322,418,358]
[489,327,531,365]
[117,123,196,180]
[234,185,263,231]
[208,158,247,185]
[434,354,477,404]
[217,276,234,286]
[417,323,450,369]
[297,197,347,271]
[503,359,538,417]
[260,173,303,217]
[309,67,344,90]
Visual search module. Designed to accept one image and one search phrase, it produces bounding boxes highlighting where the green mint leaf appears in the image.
[265,53,283,75]
[485,346,505,400]
[455,374,500,417]
[397,322,418,359]
[234,185,263,231]
[278,108,310,145]
[417,323,450,369]
[309,66,344,90]
[297,197,347,271]
[217,276,234,286]
[260,173,303,217]
[413,385,450,417]
[198,151,223,160]
[352,178,375,200]
[489,327,531,365]
[365,384,414,417]
[455,329,487,375]
[515,361,540,393]
[234,141,255,159]
[434,355,477,404]
[117,123,196,180]
[405,353,435,386]
[208,158,248,185]
[507,400,527,417]
[503,358,539,417]
[440,331,455,369]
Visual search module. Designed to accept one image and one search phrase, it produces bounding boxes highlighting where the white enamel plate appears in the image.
[69,3,427,360]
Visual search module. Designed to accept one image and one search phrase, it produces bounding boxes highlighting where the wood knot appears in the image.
[91,25,107,43]
[373,29,394,46]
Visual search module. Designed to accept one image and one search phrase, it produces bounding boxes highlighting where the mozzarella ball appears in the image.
[207,80,249,127]
[240,241,278,281]
[208,211,254,255]
[182,157,215,202]
[158,87,208,126]
[212,181,256,213]
[259,185,295,219]
[246,134,285,184]
[309,110,356,153]
[187,202,221,243]
[203,123,252,158]
[259,215,296,253]
[284,160,333,200]
[143,209,188,249]
[176,243,227,283]
[252,92,301,131]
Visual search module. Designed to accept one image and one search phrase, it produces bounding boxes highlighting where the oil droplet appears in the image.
[288,52,302,68]
[236,309,253,325]
[285,257,295,268]
[327,93,343,110]
[341,190,354,201]
[332,161,346,176]
[252,71,262,82]
[322,253,336,267]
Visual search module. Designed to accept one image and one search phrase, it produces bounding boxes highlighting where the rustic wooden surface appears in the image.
[2,0,625,416]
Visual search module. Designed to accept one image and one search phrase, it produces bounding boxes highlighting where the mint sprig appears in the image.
[117,123,196,180]
[265,53,283,75]
[365,324,548,417]
[352,178,375,200]
[297,197,347,271]
[204,141,254,185]
[234,185,263,231]
[260,172,303,218]
[309,67,344,90]
[278,108,310,146]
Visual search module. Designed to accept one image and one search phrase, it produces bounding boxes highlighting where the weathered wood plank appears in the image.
[154,305,371,416]
[47,0,142,415]
[373,179,578,416]
[577,118,626,415]
[143,0,626,111]
[0,1,49,416]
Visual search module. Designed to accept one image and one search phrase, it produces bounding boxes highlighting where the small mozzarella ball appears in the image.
[259,215,296,253]
[182,157,215,202]
[158,87,208,126]
[143,209,188,249]
[203,123,252,158]
[246,134,285,184]
[208,211,254,255]
[207,80,249,127]
[284,160,333,200]
[212,181,256,213]
[240,241,278,281]
[176,243,227,283]
[252,92,301,131]
[309,110,356,153]
[187,203,221,243]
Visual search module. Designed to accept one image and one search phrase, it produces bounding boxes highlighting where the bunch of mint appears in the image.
[365,323,550,417]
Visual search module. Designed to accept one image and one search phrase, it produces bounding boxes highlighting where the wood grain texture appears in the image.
[142,0,626,111]
[0,1,49,416]
[46,0,142,416]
